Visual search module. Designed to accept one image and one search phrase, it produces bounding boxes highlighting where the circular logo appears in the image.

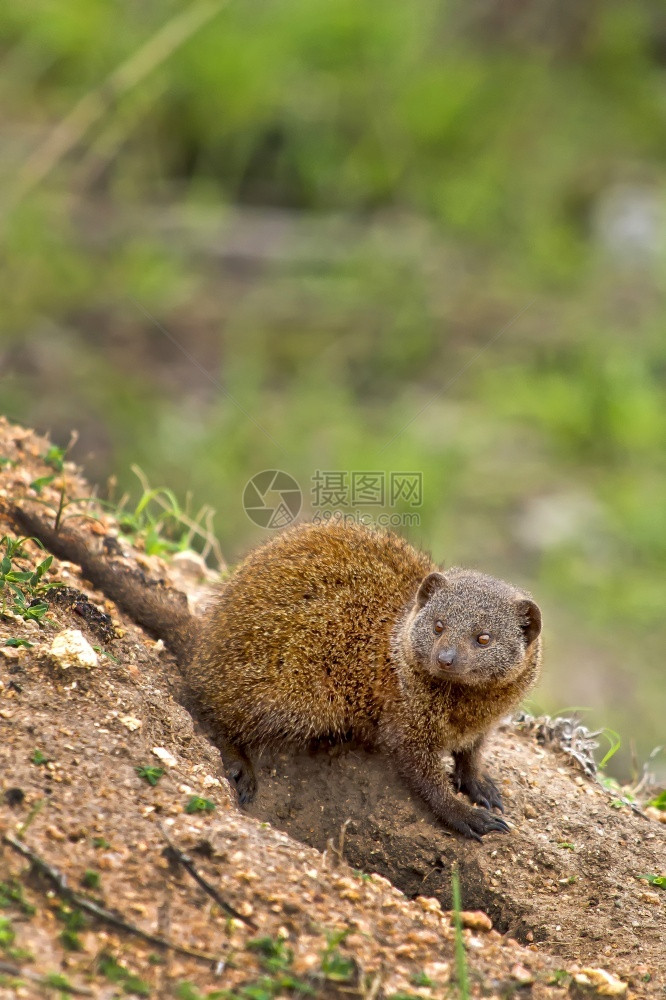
[243,470,302,528]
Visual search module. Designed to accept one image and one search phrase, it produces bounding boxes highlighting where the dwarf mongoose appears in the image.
[13,511,541,840]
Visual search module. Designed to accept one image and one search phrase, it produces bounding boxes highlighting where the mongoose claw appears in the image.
[227,761,257,805]
[482,812,510,834]
[455,773,504,813]
[446,805,510,841]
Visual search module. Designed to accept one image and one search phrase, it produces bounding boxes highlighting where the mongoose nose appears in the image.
[437,647,457,667]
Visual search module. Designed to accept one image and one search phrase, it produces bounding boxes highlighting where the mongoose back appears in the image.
[13,510,542,841]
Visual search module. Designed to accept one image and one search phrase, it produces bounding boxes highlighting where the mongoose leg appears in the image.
[393,742,509,841]
[222,742,257,805]
[452,737,503,813]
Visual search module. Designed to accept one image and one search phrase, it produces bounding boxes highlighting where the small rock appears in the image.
[292,953,320,975]
[510,964,534,985]
[98,852,123,871]
[152,746,178,768]
[395,943,417,959]
[119,715,142,731]
[48,629,98,670]
[237,869,259,884]
[424,961,450,982]
[171,549,212,577]
[417,895,442,914]
[574,968,628,995]
[458,910,493,932]
[334,877,358,891]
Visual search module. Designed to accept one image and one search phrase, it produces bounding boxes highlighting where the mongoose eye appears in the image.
[434,620,444,634]
[477,633,491,646]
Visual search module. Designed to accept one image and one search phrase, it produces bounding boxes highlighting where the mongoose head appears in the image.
[403,569,541,687]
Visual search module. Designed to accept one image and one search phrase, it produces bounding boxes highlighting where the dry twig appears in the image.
[159,824,257,930]
[3,833,223,965]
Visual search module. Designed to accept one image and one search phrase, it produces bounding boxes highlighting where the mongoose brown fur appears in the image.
[12,510,542,841]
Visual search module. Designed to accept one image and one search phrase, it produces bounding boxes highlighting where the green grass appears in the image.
[217,929,357,999]
[451,865,470,1000]
[246,937,294,975]
[81,870,101,890]
[55,905,85,952]
[97,952,151,996]
[320,928,355,983]
[111,465,225,567]
[0,880,36,916]
[0,917,16,949]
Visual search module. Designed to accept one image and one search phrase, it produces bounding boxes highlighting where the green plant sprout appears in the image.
[135,765,165,786]
[185,795,216,814]
[598,728,622,768]
[0,534,58,625]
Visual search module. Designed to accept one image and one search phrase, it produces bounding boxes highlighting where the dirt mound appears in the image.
[0,417,664,998]
[248,734,664,974]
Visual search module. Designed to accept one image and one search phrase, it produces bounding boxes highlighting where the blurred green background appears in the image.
[1,0,665,780]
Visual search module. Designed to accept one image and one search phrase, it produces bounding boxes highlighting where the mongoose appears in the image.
[12,510,541,841]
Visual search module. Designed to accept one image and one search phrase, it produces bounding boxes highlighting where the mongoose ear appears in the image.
[416,572,447,608]
[516,599,541,646]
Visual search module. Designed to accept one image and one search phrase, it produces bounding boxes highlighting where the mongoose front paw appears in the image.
[227,761,257,805]
[447,806,510,842]
[454,773,503,812]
